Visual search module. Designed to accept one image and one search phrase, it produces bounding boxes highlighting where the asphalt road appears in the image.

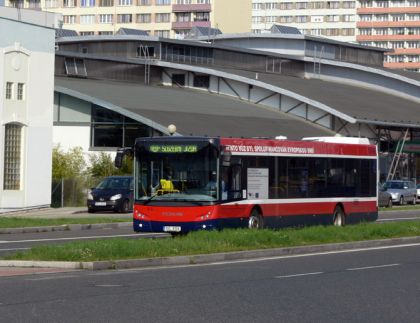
[0,243,418,322]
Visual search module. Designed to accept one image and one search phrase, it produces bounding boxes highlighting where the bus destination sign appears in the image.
[149,144,198,153]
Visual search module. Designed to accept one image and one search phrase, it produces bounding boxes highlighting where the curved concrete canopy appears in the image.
[55,76,334,139]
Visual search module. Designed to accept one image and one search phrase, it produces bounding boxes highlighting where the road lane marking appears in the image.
[275,272,323,279]
[0,233,166,244]
[346,264,400,271]
[26,275,80,281]
[377,217,420,222]
[0,248,29,251]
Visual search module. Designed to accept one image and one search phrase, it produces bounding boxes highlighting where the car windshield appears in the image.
[384,181,404,189]
[96,177,132,190]
[135,144,218,203]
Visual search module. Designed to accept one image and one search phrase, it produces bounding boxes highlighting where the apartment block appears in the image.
[252,0,358,42]
[5,0,251,38]
[357,0,420,72]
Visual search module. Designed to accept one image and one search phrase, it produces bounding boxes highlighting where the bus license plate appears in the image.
[163,226,181,232]
[95,202,107,206]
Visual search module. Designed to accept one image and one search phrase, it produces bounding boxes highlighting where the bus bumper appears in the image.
[133,218,220,233]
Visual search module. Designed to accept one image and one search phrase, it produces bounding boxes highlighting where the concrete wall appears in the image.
[0,12,55,209]
[213,0,252,34]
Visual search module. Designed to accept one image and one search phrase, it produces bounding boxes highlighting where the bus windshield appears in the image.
[135,144,218,203]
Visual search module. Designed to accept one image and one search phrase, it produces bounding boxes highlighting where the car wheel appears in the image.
[248,209,263,229]
[411,196,417,205]
[120,199,130,213]
[387,198,393,208]
[333,206,345,227]
[399,196,405,205]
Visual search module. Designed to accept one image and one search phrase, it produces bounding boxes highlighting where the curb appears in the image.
[0,222,131,234]
[1,235,419,270]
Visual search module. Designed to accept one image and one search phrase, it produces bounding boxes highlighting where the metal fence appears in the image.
[51,177,105,208]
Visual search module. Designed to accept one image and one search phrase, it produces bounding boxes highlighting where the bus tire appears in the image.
[333,206,345,227]
[248,209,263,229]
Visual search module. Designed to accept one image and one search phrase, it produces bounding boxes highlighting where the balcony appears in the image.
[172,20,211,29]
[357,7,420,14]
[357,21,420,28]
[357,34,420,41]
[172,4,211,12]
[384,61,420,69]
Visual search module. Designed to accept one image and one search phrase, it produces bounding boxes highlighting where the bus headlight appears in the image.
[200,211,212,220]
[110,194,122,201]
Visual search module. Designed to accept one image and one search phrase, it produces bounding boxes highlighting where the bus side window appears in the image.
[230,164,242,199]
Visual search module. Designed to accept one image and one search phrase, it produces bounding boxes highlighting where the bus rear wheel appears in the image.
[333,206,345,227]
[248,209,263,229]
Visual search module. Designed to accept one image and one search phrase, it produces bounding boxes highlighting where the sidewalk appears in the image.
[0,207,131,219]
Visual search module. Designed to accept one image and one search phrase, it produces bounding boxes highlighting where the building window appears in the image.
[136,45,155,57]
[44,0,58,8]
[155,13,170,23]
[279,2,293,9]
[80,15,95,24]
[5,82,13,100]
[99,14,113,24]
[118,14,132,23]
[312,1,324,9]
[138,0,150,5]
[63,15,76,24]
[154,30,170,38]
[195,12,209,22]
[296,2,308,9]
[342,28,355,36]
[17,83,24,101]
[193,75,210,88]
[175,12,191,22]
[119,0,132,5]
[28,0,41,9]
[3,124,22,191]
[63,0,76,7]
[327,1,340,9]
[156,0,170,4]
[137,14,151,23]
[342,15,355,22]
[80,31,95,36]
[342,1,355,9]
[99,0,113,6]
[99,31,114,35]
[80,0,95,7]
[91,105,152,148]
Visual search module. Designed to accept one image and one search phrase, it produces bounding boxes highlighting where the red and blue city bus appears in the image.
[116,136,378,233]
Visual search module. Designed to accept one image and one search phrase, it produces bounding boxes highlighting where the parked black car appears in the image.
[87,176,133,213]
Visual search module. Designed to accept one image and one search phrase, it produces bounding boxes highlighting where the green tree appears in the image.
[88,152,133,178]
[52,145,86,179]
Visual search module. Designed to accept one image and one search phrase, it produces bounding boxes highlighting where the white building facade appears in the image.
[0,7,58,209]
[252,0,358,42]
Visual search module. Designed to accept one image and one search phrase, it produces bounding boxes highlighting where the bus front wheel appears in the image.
[333,206,345,227]
[248,209,263,229]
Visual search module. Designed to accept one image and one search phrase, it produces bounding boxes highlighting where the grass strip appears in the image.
[4,221,420,262]
[0,217,131,229]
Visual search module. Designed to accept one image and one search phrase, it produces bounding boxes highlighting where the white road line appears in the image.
[346,264,400,271]
[0,248,29,251]
[0,233,165,244]
[26,275,79,281]
[378,217,420,222]
[275,272,324,279]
